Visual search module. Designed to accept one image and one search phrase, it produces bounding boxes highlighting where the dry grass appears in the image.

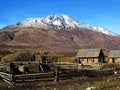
[0,75,120,90]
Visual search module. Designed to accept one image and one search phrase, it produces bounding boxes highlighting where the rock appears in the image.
[86,86,96,90]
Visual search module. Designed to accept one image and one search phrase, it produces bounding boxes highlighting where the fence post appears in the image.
[9,63,15,87]
[54,66,58,82]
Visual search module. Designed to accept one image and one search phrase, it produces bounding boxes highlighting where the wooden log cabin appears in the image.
[108,50,120,63]
[76,49,105,65]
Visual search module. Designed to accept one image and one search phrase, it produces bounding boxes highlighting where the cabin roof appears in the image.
[108,50,120,58]
[76,49,102,58]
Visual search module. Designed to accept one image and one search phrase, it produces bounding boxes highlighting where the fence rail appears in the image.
[0,72,12,84]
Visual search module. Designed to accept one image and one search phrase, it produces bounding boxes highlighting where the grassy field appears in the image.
[0,74,120,90]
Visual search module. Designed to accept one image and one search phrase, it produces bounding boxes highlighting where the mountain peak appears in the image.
[14,14,85,30]
[6,14,118,36]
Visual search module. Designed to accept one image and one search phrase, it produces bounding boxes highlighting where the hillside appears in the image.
[0,14,120,54]
[0,27,120,53]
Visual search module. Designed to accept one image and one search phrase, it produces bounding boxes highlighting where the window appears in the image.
[113,58,118,63]
[114,58,118,61]
[89,58,94,62]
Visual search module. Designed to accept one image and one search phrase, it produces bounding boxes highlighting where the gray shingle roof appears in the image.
[108,50,120,58]
[76,49,102,58]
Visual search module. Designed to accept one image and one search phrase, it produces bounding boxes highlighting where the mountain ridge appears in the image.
[4,14,118,36]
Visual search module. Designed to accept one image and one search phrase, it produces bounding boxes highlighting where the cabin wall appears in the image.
[82,59,88,64]
[94,58,99,63]
[88,58,93,64]
[108,58,113,63]
[108,58,120,63]
[81,58,99,65]
[117,58,120,63]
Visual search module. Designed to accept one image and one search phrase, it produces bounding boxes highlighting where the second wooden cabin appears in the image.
[108,50,120,63]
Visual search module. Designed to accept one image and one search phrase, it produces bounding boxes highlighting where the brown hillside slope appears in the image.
[0,27,120,54]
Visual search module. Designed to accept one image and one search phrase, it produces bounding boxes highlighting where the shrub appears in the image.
[0,54,14,63]
[13,51,35,61]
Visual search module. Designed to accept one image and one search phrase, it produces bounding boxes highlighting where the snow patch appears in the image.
[8,14,118,36]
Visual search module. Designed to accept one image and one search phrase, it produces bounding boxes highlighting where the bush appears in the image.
[0,54,14,63]
[13,51,35,61]
[40,53,64,63]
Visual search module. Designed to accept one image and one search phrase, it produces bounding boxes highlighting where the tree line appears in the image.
[0,50,75,63]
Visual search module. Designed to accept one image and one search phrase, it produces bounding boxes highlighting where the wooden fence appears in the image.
[0,62,118,86]
[14,72,55,83]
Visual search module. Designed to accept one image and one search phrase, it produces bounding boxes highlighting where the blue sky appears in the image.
[0,0,120,34]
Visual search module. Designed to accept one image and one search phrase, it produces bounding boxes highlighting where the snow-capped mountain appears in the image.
[12,14,87,29]
[8,14,118,36]
[2,14,120,52]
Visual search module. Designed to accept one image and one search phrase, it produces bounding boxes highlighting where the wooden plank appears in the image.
[15,75,54,80]
[3,78,12,82]
[0,72,12,76]
[0,71,12,84]
[0,75,11,79]
[13,72,55,82]
[15,72,54,77]
[15,78,55,82]
[3,79,11,84]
